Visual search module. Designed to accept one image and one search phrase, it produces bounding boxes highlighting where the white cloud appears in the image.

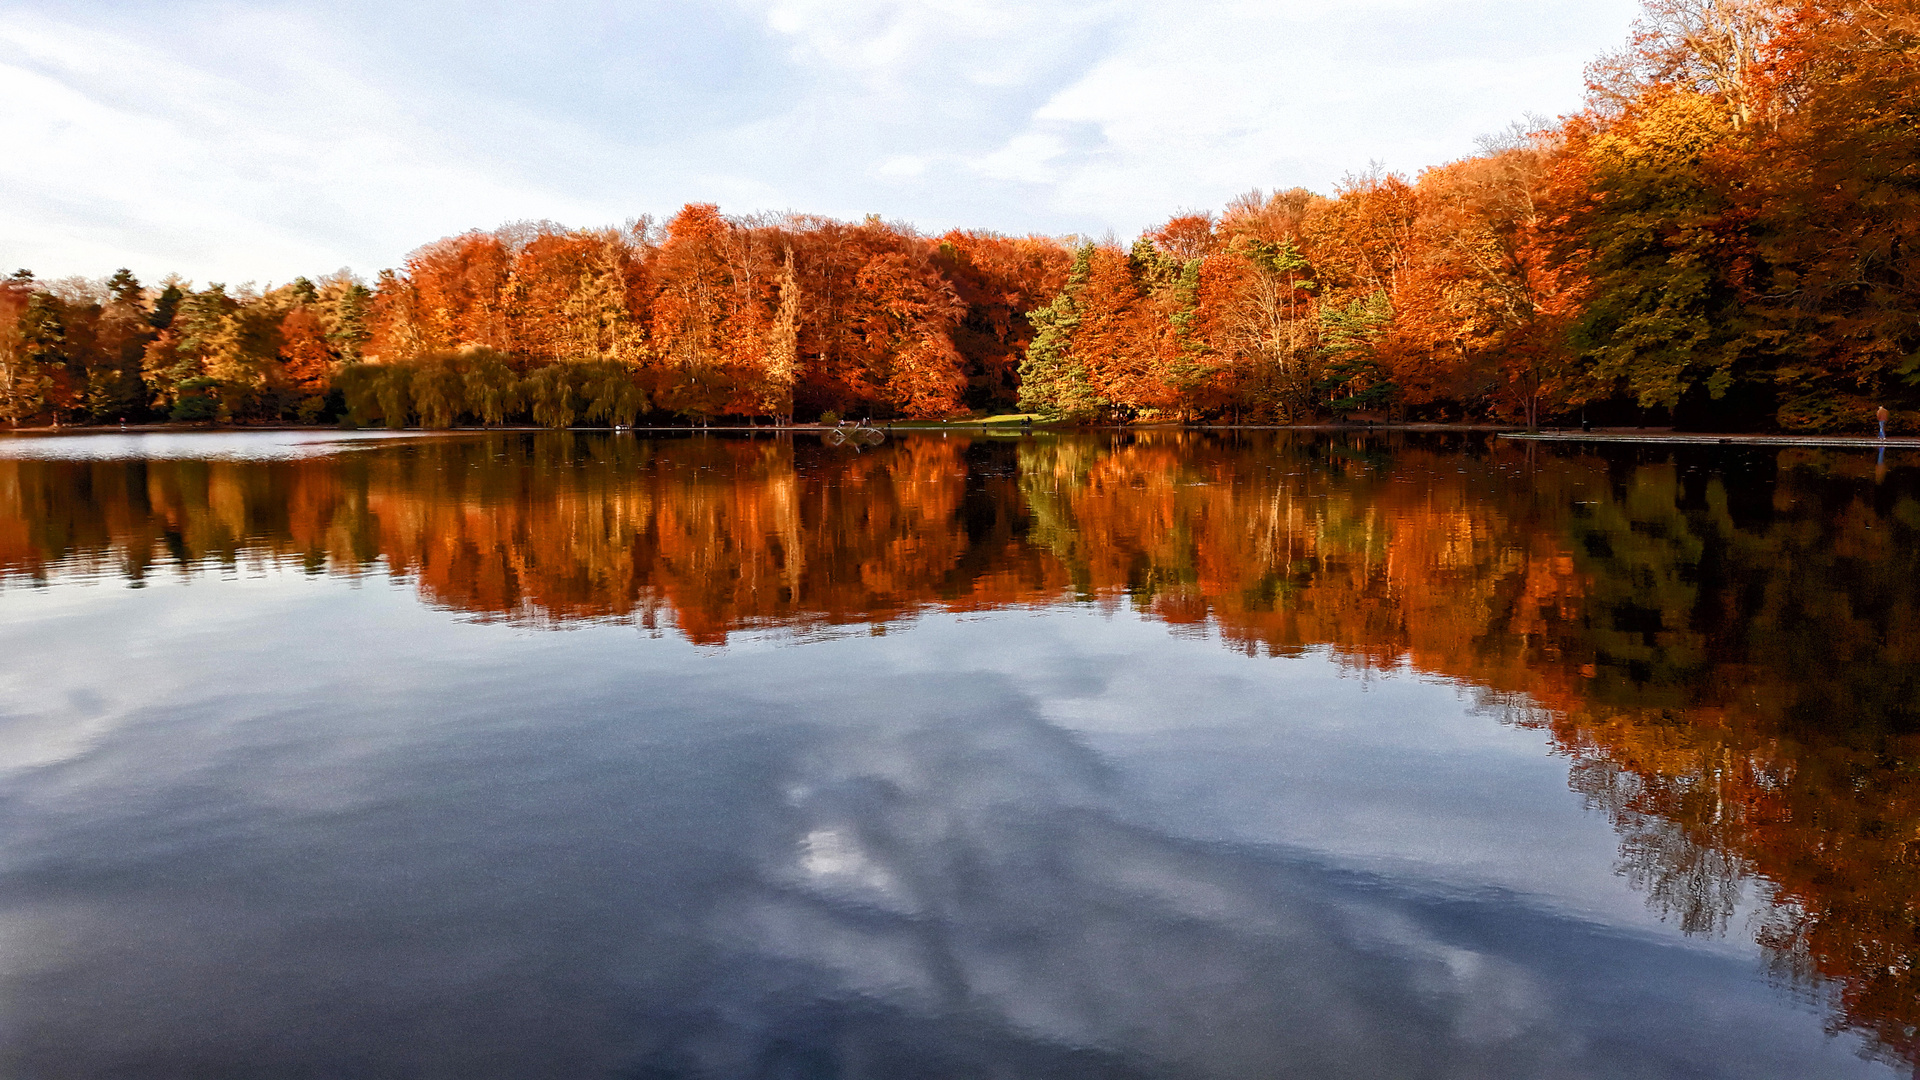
[0,0,1640,283]
[0,9,610,283]
[972,0,1634,226]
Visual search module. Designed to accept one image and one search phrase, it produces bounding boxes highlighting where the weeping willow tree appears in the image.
[335,349,645,429]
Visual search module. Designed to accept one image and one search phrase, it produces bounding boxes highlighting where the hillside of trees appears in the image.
[3,0,1917,433]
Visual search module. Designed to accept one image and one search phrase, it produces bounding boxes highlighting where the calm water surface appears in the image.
[1,429,1916,1079]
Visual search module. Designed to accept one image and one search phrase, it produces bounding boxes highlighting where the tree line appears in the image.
[3,0,1916,432]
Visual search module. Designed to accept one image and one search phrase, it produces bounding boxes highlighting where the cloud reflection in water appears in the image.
[0,573,1895,1078]
[0,429,1915,1077]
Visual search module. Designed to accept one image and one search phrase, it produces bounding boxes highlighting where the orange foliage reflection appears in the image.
[3,432,1919,1066]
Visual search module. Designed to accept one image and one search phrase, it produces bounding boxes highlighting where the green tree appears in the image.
[523,364,580,428]
[143,284,234,411]
[463,349,522,426]
[87,269,154,421]
[320,277,372,362]
[1018,243,1099,419]
[579,361,646,427]
[169,376,220,421]
[410,356,467,429]
[149,279,184,331]
[1565,92,1772,425]
[203,300,286,419]
[1316,290,1396,415]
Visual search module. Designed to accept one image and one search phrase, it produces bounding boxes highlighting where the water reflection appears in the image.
[1,430,1917,1075]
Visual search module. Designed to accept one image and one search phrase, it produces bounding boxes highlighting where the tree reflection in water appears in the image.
[2,430,1917,1067]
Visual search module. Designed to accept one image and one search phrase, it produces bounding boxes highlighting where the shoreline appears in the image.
[1,421,1508,436]
[3,422,1916,448]
[1502,431,1920,449]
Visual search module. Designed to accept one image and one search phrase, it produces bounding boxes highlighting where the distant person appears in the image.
[1878,405,1890,440]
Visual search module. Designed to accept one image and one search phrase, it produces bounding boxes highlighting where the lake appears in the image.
[0,428,1915,1079]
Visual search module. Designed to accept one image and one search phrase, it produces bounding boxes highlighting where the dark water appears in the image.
[1,429,1917,1079]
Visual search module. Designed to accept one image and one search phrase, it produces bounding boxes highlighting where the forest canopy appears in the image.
[4,0,1917,433]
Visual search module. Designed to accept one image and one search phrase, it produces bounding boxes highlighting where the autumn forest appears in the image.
[4,0,1918,433]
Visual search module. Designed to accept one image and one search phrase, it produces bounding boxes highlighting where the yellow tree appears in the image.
[0,278,55,425]
[764,248,801,422]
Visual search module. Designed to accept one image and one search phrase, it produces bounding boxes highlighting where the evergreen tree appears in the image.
[149,280,184,331]
[1018,243,1098,419]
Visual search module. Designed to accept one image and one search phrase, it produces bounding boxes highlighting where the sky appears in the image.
[0,0,1641,286]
